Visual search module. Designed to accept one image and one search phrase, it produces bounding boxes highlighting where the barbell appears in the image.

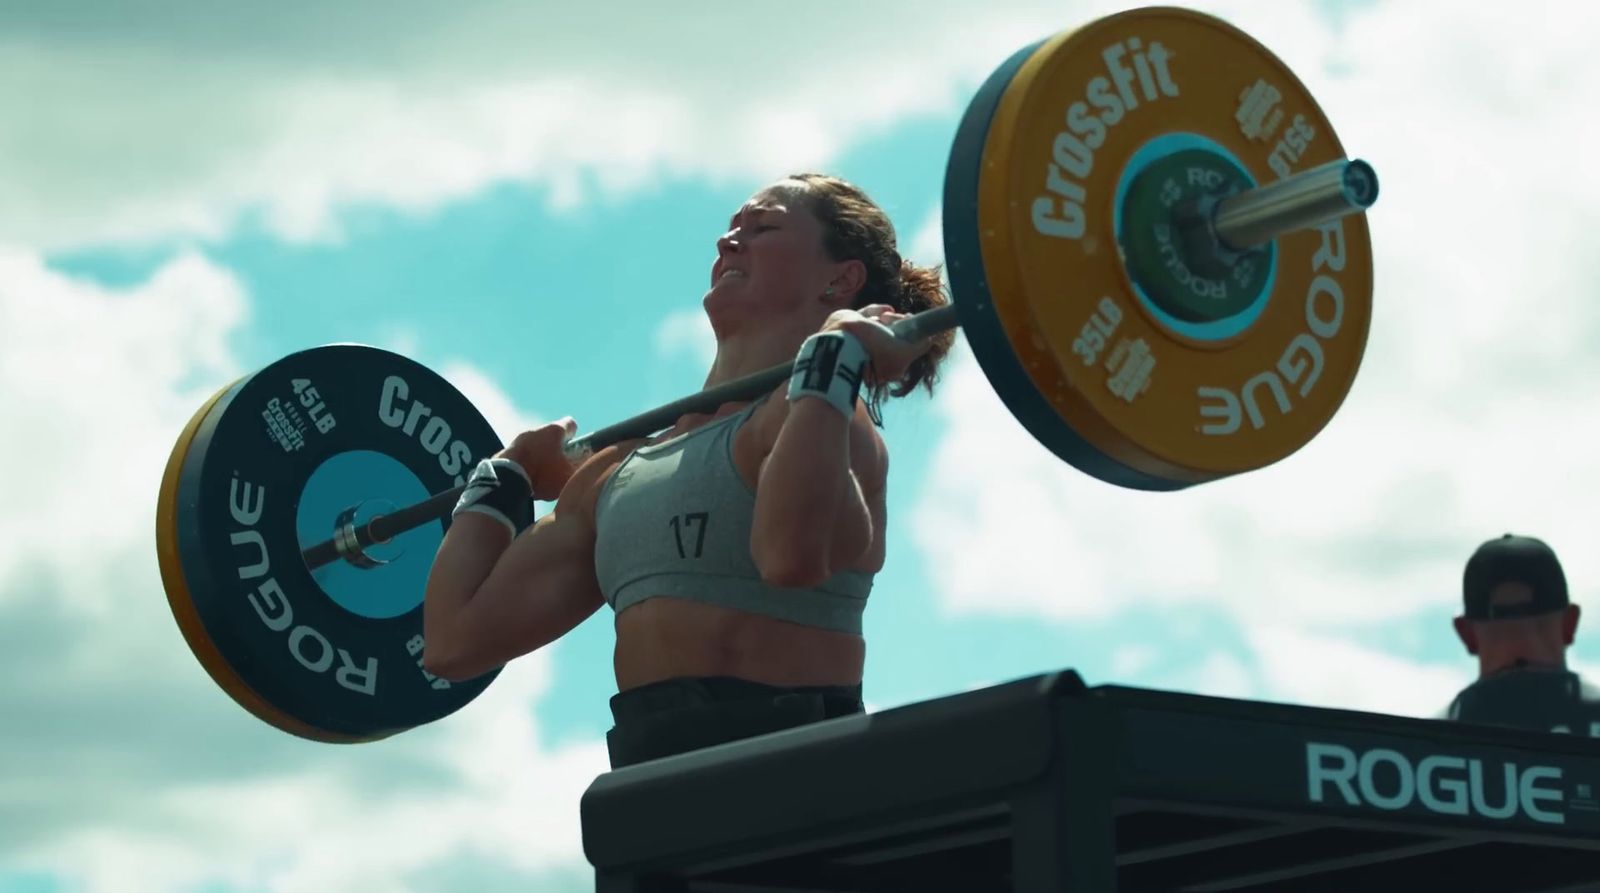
[155,6,1377,743]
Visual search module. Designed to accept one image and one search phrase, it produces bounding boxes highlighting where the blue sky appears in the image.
[6,1,1600,890]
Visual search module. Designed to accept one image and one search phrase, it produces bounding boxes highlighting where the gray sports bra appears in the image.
[591,401,874,634]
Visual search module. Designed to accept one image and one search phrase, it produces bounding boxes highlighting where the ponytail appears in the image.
[878,257,955,401]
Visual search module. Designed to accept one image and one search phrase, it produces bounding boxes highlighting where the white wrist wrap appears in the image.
[452,457,533,537]
[787,331,869,419]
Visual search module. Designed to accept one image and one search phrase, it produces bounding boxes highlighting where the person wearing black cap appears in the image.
[1444,533,1600,736]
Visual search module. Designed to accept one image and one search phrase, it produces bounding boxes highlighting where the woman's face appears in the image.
[704,182,837,328]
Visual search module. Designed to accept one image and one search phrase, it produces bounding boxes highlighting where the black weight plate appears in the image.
[167,344,503,742]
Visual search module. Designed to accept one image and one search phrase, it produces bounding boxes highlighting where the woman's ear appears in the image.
[824,258,869,307]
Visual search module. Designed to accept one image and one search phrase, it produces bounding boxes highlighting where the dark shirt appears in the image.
[1445,666,1600,737]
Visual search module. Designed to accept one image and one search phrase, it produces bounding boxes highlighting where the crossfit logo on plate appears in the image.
[1236,79,1284,142]
[262,381,338,453]
[227,475,379,696]
[378,375,476,485]
[262,398,307,453]
[1105,338,1154,402]
[1032,36,1179,240]
[1306,742,1566,825]
[1196,221,1350,434]
[1235,78,1318,177]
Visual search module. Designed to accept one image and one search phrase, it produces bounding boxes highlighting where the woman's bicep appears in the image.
[848,466,888,573]
[834,417,887,570]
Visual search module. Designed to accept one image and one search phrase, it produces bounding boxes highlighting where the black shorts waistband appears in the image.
[609,675,863,724]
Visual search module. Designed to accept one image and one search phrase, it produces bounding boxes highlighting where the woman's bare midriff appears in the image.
[612,597,865,691]
[589,398,876,694]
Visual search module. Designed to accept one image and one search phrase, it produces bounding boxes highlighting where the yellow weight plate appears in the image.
[977,6,1372,482]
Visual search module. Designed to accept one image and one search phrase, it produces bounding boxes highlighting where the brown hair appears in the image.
[783,172,955,406]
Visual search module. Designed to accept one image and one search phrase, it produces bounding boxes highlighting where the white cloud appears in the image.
[906,204,946,270]
[1248,625,1467,719]
[0,0,1129,252]
[1111,643,1160,678]
[1106,625,1469,721]
[129,659,610,893]
[374,323,424,359]
[0,248,247,610]
[653,307,717,368]
[1186,651,1260,701]
[439,360,549,443]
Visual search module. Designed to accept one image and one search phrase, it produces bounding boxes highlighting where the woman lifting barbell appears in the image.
[420,172,955,769]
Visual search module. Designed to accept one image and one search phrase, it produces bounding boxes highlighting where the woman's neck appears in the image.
[703,316,819,390]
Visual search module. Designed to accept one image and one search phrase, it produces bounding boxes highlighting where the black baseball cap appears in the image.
[1463,534,1569,620]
